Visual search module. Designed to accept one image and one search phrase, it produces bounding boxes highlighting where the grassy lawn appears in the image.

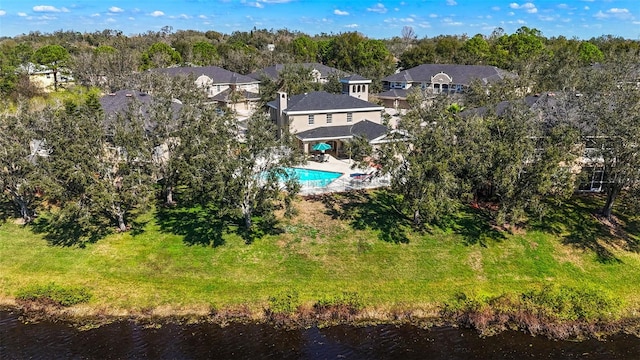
[1,192,639,317]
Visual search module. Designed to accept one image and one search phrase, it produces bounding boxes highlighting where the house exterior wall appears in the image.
[288,109,382,134]
[194,75,260,98]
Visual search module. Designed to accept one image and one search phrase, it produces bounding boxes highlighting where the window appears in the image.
[347,113,353,123]
[308,114,314,124]
[326,114,332,124]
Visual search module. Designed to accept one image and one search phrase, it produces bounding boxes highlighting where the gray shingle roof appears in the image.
[247,62,349,81]
[152,66,259,85]
[210,88,260,103]
[376,88,410,99]
[268,91,383,113]
[100,90,155,114]
[340,74,369,82]
[383,64,509,85]
[99,90,182,131]
[296,120,388,141]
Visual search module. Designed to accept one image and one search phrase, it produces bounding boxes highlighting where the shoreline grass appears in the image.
[1,192,640,337]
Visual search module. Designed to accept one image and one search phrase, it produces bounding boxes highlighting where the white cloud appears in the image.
[345,23,359,28]
[33,5,66,13]
[384,17,414,23]
[18,12,27,16]
[584,6,590,10]
[105,18,116,23]
[594,8,632,20]
[128,17,135,20]
[367,3,387,14]
[198,14,208,19]
[150,10,164,17]
[509,2,537,14]
[609,8,630,15]
[91,13,100,17]
[334,9,349,16]
[109,6,124,13]
[491,6,500,11]
[442,17,463,26]
[446,0,457,5]
[429,13,438,18]
[0,10,5,16]
[244,1,264,8]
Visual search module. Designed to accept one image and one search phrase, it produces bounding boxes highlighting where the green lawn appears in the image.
[1,192,639,317]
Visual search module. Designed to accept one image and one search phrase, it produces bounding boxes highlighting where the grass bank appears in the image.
[1,192,640,337]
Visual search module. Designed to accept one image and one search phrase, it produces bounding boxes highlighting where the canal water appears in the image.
[2,310,640,359]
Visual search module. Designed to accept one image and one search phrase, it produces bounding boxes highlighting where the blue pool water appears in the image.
[283,167,342,187]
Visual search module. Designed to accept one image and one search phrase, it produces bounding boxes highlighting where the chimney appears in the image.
[276,91,288,135]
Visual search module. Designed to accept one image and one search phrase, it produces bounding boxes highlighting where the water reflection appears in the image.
[2,311,639,359]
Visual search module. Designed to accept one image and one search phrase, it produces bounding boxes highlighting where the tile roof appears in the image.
[296,120,388,141]
[268,91,383,113]
[383,64,510,85]
[151,66,259,85]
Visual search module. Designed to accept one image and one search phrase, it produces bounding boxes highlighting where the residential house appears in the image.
[100,90,183,164]
[267,76,391,155]
[152,66,260,112]
[19,62,73,92]
[247,62,348,84]
[461,91,606,192]
[378,64,511,109]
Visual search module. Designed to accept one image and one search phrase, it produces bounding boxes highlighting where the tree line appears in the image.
[2,26,639,100]
[0,81,301,245]
[370,50,640,227]
[1,27,639,245]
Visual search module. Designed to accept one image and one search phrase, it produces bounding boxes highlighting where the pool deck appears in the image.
[297,155,371,181]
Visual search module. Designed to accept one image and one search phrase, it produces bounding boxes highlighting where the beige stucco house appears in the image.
[153,66,261,112]
[267,77,390,155]
[378,64,512,109]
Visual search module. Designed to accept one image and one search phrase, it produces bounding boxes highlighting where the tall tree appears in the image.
[0,106,46,222]
[99,100,154,231]
[579,50,640,218]
[39,99,111,245]
[141,42,182,70]
[31,44,70,91]
[378,95,460,226]
[226,112,302,233]
[483,97,579,224]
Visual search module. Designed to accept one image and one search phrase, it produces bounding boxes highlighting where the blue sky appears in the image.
[0,0,638,39]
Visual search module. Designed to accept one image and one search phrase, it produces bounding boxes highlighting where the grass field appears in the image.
[1,191,639,319]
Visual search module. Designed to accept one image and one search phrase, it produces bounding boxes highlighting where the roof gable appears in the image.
[296,120,388,141]
[383,64,509,86]
[248,62,348,81]
[152,66,259,85]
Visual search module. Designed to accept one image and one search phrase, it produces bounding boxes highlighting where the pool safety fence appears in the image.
[298,175,391,195]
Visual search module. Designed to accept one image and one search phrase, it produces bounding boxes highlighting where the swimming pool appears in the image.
[282,167,343,187]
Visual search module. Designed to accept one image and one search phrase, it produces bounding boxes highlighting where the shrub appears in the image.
[16,283,92,307]
[521,285,621,322]
[267,290,300,315]
[314,291,364,314]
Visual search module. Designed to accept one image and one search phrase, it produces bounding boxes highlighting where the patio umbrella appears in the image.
[312,142,332,152]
